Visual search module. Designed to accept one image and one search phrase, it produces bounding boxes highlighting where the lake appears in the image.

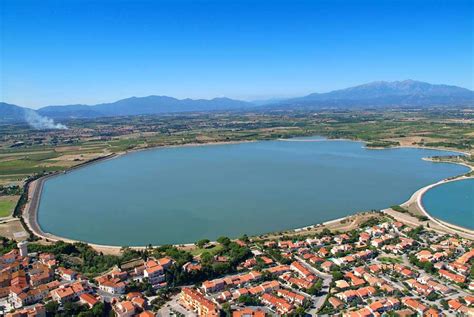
[422,178,474,230]
[38,138,469,246]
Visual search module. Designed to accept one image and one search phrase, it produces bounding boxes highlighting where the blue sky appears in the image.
[1,0,472,108]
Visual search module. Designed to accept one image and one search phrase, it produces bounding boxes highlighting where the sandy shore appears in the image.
[408,176,474,237]
[21,138,474,254]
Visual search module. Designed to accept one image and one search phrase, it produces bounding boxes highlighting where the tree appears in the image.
[307,279,323,295]
[238,294,260,306]
[196,239,210,248]
[91,302,106,316]
[440,299,449,310]
[293,306,307,315]
[201,252,213,265]
[239,234,250,243]
[221,302,231,316]
[217,236,231,246]
[332,270,344,280]
[45,301,59,314]
[426,292,439,301]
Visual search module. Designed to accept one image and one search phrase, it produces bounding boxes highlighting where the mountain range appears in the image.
[1,80,473,124]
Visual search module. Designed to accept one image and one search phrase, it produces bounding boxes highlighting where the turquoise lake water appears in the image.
[422,178,473,229]
[38,139,469,246]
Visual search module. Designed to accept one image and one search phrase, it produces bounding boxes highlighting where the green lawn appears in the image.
[379,256,403,264]
[0,196,19,217]
[190,244,223,256]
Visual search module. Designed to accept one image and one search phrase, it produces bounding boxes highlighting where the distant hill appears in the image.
[279,80,474,107]
[0,102,28,123]
[38,96,254,119]
[1,80,473,124]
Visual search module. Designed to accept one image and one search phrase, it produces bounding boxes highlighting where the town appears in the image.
[0,212,472,316]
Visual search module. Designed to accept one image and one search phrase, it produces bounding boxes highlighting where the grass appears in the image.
[0,196,19,217]
[379,256,403,264]
[390,205,408,213]
[0,109,472,182]
[189,244,223,256]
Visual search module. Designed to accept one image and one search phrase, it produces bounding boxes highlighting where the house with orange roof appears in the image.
[50,286,75,304]
[359,232,371,243]
[367,263,381,274]
[335,290,357,302]
[280,274,313,289]
[402,298,427,314]
[202,279,225,293]
[438,269,466,284]
[355,286,376,298]
[265,265,290,275]
[248,280,279,295]
[29,264,54,287]
[464,295,474,306]
[335,280,350,290]
[232,288,249,299]
[424,307,442,317]
[344,307,372,317]
[79,293,99,308]
[5,303,46,317]
[260,256,273,265]
[320,260,334,272]
[137,311,155,317]
[183,262,202,272]
[416,250,433,262]
[57,267,77,281]
[243,258,257,268]
[218,290,232,302]
[131,296,147,310]
[379,283,395,294]
[328,296,344,309]
[318,247,329,257]
[261,293,293,314]
[98,277,126,294]
[334,233,350,244]
[350,277,366,287]
[455,249,474,265]
[156,257,174,269]
[447,261,469,275]
[232,308,266,317]
[11,270,28,289]
[308,255,325,265]
[111,269,128,281]
[363,273,384,287]
[143,264,165,285]
[113,300,136,317]
[39,253,56,268]
[447,298,467,312]
[276,289,305,305]
[180,288,219,316]
[290,261,314,280]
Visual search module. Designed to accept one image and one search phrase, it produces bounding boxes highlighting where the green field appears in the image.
[379,256,403,264]
[190,244,224,256]
[0,196,19,217]
[0,108,472,186]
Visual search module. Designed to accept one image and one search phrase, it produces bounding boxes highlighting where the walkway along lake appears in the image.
[37,139,469,246]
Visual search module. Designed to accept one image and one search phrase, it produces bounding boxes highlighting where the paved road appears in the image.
[157,294,196,317]
[294,256,332,314]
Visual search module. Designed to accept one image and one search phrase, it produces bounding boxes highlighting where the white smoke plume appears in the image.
[24,110,68,130]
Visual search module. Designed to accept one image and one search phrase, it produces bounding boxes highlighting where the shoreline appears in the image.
[411,176,474,235]
[21,137,474,253]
